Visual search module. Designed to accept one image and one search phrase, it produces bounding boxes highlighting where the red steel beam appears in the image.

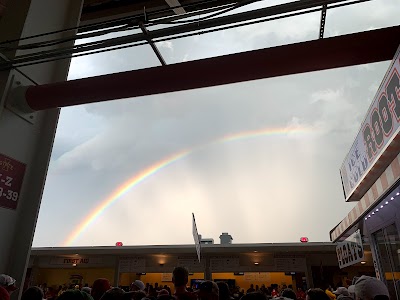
[25,26,400,111]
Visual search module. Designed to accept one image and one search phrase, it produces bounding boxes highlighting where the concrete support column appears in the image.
[204,257,212,281]
[114,258,120,287]
[0,1,83,298]
[305,260,314,289]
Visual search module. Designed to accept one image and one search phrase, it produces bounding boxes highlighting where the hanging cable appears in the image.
[1,0,342,66]
[1,0,372,72]
[0,25,139,51]
[0,0,267,52]
[151,0,263,25]
[0,2,241,52]
[0,0,237,47]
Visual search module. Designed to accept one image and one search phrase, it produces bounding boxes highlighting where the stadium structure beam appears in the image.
[319,4,327,39]
[139,22,167,66]
[1,0,370,70]
[165,0,186,15]
[21,25,400,111]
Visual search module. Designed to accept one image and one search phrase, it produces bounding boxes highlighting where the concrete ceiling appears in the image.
[0,0,236,26]
[80,0,237,27]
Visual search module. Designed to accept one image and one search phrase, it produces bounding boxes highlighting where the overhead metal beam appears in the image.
[319,4,327,39]
[23,26,400,111]
[139,22,167,66]
[1,0,365,70]
[78,3,235,33]
[165,0,186,15]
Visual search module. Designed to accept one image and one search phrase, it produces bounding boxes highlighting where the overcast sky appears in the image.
[32,0,400,247]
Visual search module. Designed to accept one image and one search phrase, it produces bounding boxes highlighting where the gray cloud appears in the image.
[33,3,400,246]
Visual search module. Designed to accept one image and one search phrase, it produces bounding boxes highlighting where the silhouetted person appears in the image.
[0,275,18,300]
[354,276,389,300]
[172,267,195,300]
[306,289,330,300]
[91,279,111,300]
[198,281,219,300]
[58,290,94,300]
[247,285,255,294]
[282,288,297,300]
[22,287,44,300]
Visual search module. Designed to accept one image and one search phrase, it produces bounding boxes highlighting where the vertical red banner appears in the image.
[0,153,26,210]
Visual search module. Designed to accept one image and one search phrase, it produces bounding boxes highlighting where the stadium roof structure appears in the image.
[31,242,339,256]
[1,0,399,110]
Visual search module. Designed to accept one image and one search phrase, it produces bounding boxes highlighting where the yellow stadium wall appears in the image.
[125,273,205,290]
[119,272,294,291]
[386,272,400,280]
[212,273,295,290]
[119,273,140,286]
[36,270,294,291]
[35,268,114,289]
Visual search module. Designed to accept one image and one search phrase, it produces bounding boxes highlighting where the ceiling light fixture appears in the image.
[381,205,384,208]
[396,192,399,196]
[254,262,259,265]
[386,201,389,204]
[360,261,366,264]
[391,197,394,200]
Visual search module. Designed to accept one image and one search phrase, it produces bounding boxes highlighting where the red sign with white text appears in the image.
[0,153,26,210]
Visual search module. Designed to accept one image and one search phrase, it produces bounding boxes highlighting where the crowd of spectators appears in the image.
[0,268,390,300]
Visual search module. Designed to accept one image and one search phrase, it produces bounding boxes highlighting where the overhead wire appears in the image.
[150,0,264,25]
[0,0,218,43]
[0,0,267,52]
[0,0,372,72]
[0,25,139,51]
[0,0,277,65]
[0,0,239,49]
[0,1,246,52]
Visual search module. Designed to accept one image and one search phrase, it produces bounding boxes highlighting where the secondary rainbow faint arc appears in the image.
[64,126,310,246]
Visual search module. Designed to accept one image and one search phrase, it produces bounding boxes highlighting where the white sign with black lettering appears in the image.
[161,273,173,282]
[244,273,271,282]
[340,45,400,201]
[210,256,240,272]
[336,230,364,269]
[274,255,306,272]
[118,257,146,273]
[177,257,205,270]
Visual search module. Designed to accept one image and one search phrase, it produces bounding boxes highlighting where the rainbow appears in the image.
[63,125,311,246]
